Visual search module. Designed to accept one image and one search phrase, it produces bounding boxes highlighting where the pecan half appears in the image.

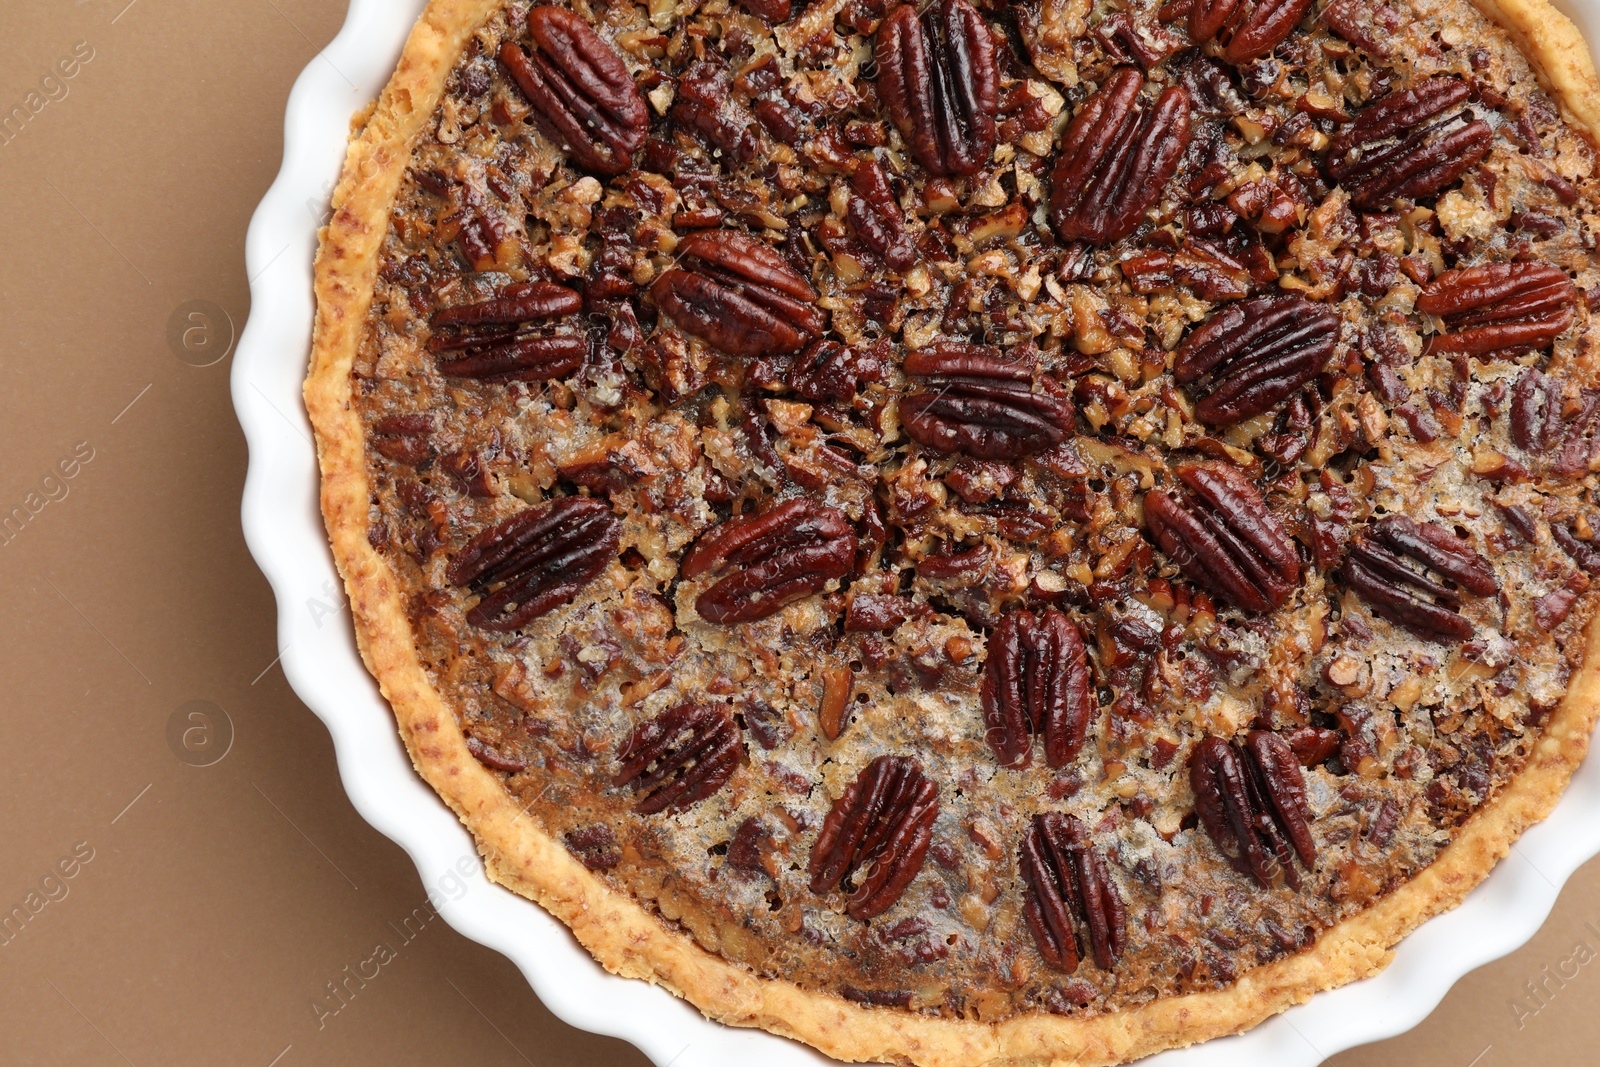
[434,336,586,382]
[650,232,824,357]
[1342,516,1498,642]
[447,497,621,631]
[900,344,1073,460]
[1144,461,1299,614]
[875,0,1000,177]
[681,499,858,623]
[1182,0,1314,63]
[1173,295,1340,426]
[1416,262,1577,356]
[430,282,585,341]
[429,281,587,381]
[1050,68,1191,245]
[1190,731,1317,889]
[1019,813,1127,971]
[499,7,649,176]
[808,755,939,920]
[981,609,1094,768]
[1325,77,1492,210]
[614,704,742,814]
[848,159,918,273]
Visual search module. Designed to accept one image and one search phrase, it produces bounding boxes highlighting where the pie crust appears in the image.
[305,2,1600,1063]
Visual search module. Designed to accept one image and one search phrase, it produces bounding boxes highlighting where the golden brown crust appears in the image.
[1471,0,1600,141]
[305,1,1600,1063]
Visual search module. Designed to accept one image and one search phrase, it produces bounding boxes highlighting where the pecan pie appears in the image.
[305,0,1600,1061]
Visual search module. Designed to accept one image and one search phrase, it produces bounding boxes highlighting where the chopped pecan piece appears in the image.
[784,339,886,402]
[818,665,855,741]
[499,6,649,176]
[681,499,858,623]
[671,59,758,164]
[429,281,587,381]
[1144,461,1300,614]
[725,816,776,878]
[466,735,530,773]
[1050,68,1191,245]
[1555,522,1600,575]
[1180,0,1314,63]
[1308,471,1356,572]
[846,593,917,632]
[1190,731,1317,889]
[1019,812,1127,971]
[447,497,621,631]
[875,0,999,177]
[439,191,520,273]
[1510,370,1600,475]
[1282,726,1341,768]
[735,0,791,18]
[1096,10,1182,69]
[981,608,1094,769]
[742,700,792,750]
[442,450,495,496]
[614,704,742,814]
[564,824,620,870]
[1121,243,1253,302]
[371,414,435,466]
[1534,568,1589,631]
[1173,295,1340,426]
[1342,516,1498,643]
[1554,400,1600,479]
[1325,77,1492,210]
[900,344,1073,460]
[1417,262,1576,356]
[1496,500,1540,545]
[650,232,824,357]
[1322,0,1394,56]
[847,159,918,273]
[809,755,939,920]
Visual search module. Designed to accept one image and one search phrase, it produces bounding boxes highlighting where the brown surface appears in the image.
[0,2,1595,1066]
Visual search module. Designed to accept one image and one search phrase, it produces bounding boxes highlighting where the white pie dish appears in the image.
[233,2,1600,1064]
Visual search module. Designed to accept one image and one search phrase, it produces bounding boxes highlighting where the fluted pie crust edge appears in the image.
[303,1,1600,1063]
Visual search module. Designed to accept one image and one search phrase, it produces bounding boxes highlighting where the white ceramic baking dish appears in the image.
[233,2,1600,1063]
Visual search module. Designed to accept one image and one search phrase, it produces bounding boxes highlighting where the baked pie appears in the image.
[305,0,1600,1061]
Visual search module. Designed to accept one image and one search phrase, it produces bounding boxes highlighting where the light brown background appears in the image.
[0,1,1597,1064]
